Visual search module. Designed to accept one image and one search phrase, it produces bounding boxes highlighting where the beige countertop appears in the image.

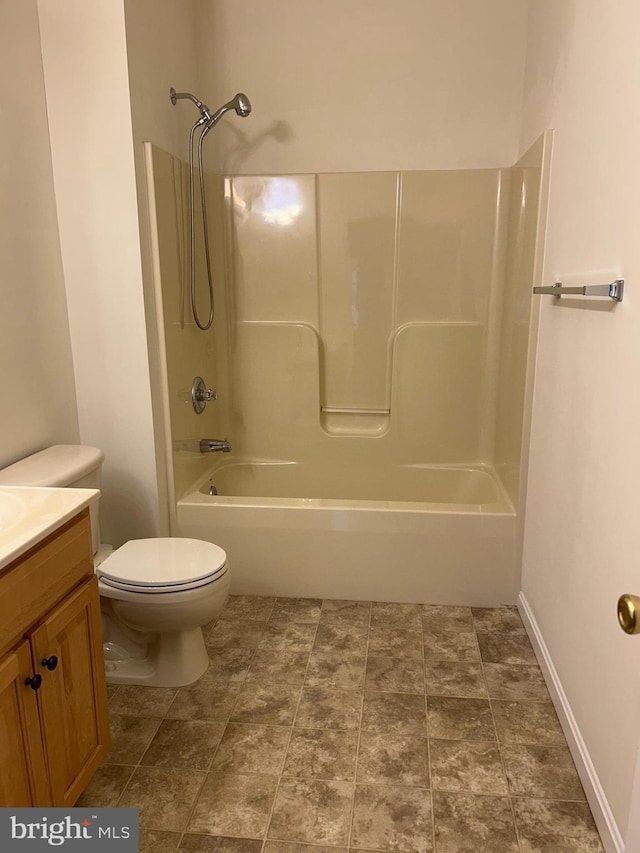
[0,486,99,571]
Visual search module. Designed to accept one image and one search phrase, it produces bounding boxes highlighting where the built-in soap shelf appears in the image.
[320,408,390,437]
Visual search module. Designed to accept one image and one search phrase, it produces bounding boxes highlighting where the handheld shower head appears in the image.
[207,93,252,127]
[232,93,252,117]
[169,84,254,332]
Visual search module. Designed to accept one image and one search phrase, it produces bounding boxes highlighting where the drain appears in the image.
[208,484,218,496]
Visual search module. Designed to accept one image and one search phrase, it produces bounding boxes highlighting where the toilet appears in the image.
[0,445,230,688]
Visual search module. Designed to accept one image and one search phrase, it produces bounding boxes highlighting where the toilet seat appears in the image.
[97,538,228,594]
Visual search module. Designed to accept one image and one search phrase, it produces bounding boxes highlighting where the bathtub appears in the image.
[176,460,517,606]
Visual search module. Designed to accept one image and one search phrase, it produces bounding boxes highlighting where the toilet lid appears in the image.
[97,538,228,590]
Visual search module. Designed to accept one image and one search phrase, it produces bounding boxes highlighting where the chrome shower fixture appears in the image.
[170,86,252,330]
[170,88,214,123]
[169,88,252,126]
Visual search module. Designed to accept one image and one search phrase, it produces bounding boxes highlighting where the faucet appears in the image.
[200,438,232,453]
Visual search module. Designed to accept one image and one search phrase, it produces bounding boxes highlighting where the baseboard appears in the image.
[517,592,624,853]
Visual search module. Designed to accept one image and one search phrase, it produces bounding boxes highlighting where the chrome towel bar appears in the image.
[533,279,624,302]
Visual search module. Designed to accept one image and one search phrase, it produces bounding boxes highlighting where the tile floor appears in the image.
[79,597,605,852]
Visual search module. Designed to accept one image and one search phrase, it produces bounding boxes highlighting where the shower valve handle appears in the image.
[197,388,218,402]
[191,376,217,414]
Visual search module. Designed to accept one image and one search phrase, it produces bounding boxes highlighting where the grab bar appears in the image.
[533,279,624,302]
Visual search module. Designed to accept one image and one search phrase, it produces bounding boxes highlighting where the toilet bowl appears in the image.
[0,445,230,688]
[97,537,230,686]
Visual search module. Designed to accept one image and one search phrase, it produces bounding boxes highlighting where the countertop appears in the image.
[0,486,99,571]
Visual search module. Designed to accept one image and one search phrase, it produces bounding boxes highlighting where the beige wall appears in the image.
[195,0,529,174]
[124,0,204,526]
[124,0,201,164]
[0,0,79,469]
[520,0,640,840]
[37,0,161,546]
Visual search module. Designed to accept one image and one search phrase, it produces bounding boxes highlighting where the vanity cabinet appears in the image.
[0,510,109,807]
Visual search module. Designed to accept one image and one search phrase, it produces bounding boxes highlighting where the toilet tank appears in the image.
[0,445,104,554]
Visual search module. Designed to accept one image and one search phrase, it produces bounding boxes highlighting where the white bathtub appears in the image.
[176,460,517,606]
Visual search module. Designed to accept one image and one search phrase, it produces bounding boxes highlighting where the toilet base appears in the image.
[103,626,209,687]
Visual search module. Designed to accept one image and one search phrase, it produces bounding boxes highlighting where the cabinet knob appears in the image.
[25,674,42,691]
[41,655,58,671]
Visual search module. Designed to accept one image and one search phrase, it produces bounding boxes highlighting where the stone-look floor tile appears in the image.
[368,625,424,659]
[108,686,177,717]
[477,632,538,665]
[167,682,240,721]
[471,606,525,634]
[263,844,346,853]
[219,595,276,621]
[230,682,301,725]
[76,764,134,807]
[107,715,160,764]
[248,649,311,684]
[429,739,507,795]
[320,600,371,626]
[180,836,262,852]
[357,731,429,787]
[502,744,586,800]
[313,623,369,655]
[141,719,225,770]
[432,791,518,853]
[370,601,423,628]
[427,697,496,741]
[295,687,362,731]
[423,630,480,662]
[259,621,317,652]
[492,700,565,746]
[351,784,433,852]
[425,662,487,698]
[140,829,181,852]
[268,778,354,846]
[200,648,255,682]
[206,619,267,650]
[365,656,425,694]
[119,767,205,831]
[271,598,323,622]
[211,723,290,775]
[421,605,474,633]
[305,652,366,691]
[283,728,358,781]
[190,773,278,837]
[512,798,604,853]
[107,685,119,701]
[484,663,549,701]
[361,691,427,735]
[138,829,182,853]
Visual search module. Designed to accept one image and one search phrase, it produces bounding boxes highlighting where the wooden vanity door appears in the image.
[0,641,51,806]
[31,578,110,807]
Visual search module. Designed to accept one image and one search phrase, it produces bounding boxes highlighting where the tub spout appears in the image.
[200,438,232,453]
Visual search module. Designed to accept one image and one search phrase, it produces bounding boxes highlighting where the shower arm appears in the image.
[170,88,213,123]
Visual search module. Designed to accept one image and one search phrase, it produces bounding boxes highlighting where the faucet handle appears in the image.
[198,388,218,402]
[191,376,217,414]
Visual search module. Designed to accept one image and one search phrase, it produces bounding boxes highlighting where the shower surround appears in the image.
[146,135,548,604]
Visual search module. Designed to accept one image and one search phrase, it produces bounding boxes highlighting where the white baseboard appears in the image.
[517,592,624,853]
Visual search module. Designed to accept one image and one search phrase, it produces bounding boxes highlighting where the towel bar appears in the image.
[533,280,624,302]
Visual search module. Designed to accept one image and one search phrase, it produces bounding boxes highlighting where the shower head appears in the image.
[208,93,252,125]
[170,87,252,126]
[199,93,252,141]
[231,93,252,117]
